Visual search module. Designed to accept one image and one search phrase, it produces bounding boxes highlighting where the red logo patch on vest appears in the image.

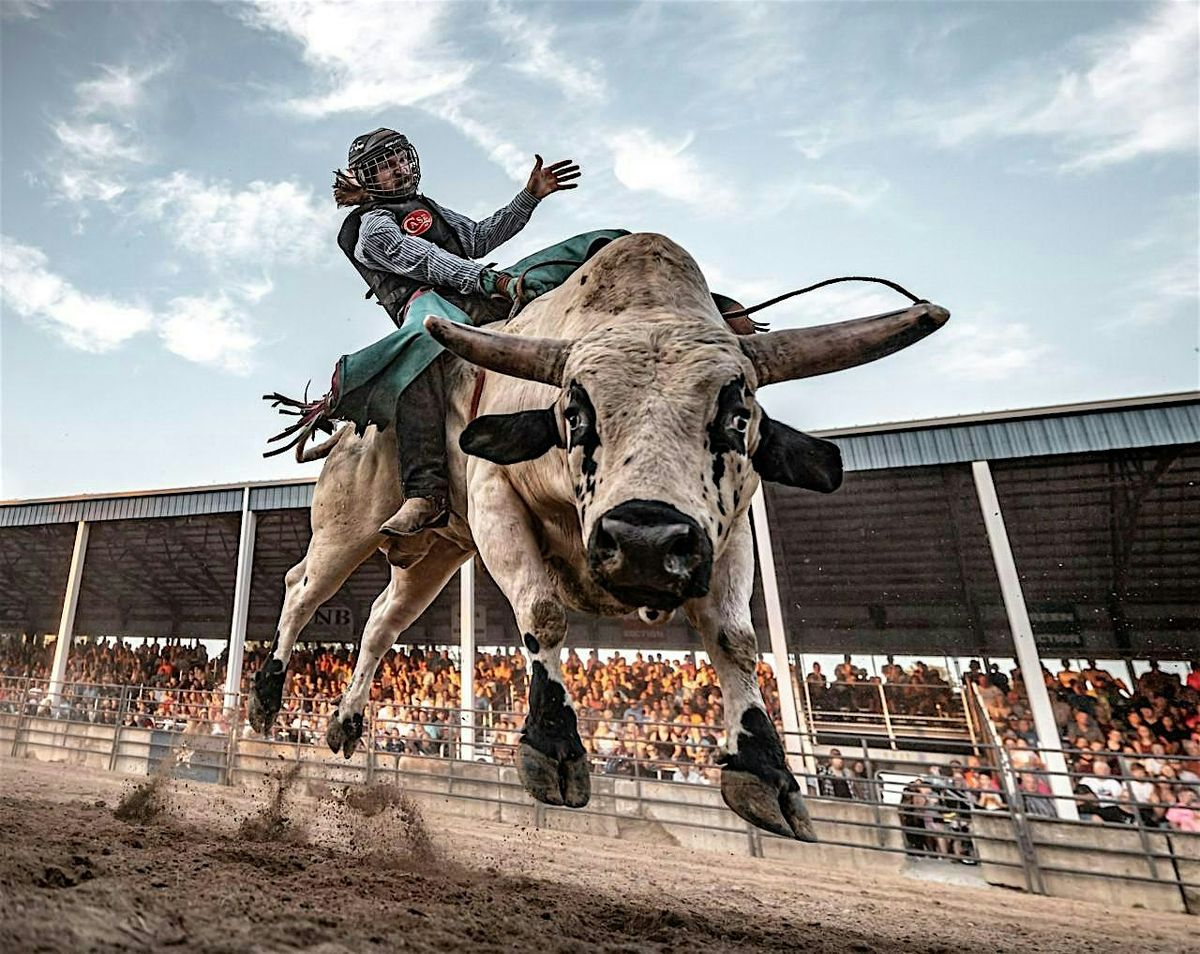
[401,209,433,236]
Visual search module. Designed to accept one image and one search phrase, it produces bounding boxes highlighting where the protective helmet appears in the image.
[347,127,421,200]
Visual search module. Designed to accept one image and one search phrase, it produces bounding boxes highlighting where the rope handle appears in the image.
[720,276,925,320]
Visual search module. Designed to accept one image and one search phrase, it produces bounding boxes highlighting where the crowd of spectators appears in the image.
[972,657,1200,833]
[0,636,790,785]
[4,635,1196,823]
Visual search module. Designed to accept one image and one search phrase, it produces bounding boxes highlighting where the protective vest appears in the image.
[337,196,469,327]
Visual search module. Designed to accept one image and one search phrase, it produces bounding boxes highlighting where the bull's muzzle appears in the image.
[587,500,713,610]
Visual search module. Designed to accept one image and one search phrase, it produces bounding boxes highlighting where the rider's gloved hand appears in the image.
[478,268,517,302]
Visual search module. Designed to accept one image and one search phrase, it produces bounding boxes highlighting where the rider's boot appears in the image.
[379,357,450,538]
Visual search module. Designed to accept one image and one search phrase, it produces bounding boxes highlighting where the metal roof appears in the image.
[2,392,1197,527]
[828,400,1200,472]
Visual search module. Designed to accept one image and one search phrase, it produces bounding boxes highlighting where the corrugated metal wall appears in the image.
[831,403,1200,472]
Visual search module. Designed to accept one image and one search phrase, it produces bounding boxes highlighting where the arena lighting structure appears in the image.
[2,392,1198,817]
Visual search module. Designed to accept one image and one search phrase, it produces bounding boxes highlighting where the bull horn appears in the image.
[424,316,572,386]
[739,302,950,386]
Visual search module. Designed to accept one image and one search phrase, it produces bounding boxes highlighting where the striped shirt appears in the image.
[354,190,541,296]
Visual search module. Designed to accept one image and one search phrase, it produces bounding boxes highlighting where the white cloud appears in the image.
[799,178,890,212]
[159,294,258,375]
[611,129,735,211]
[435,98,529,181]
[54,169,126,204]
[487,1,606,102]
[1,0,52,19]
[138,172,334,267]
[0,237,265,373]
[231,274,275,305]
[74,64,163,116]
[1108,194,1200,329]
[51,120,146,164]
[239,1,584,185]
[0,236,153,351]
[928,317,1052,382]
[240,1,472,117]
[905,2,1199,170]
[1123,259,1200,327]
[47,62,166,211]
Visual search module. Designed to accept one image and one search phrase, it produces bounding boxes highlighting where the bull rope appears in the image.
[718,276,924,320]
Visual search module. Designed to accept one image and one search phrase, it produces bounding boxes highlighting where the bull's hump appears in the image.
[582,233,713,313]
[517,233,719,338]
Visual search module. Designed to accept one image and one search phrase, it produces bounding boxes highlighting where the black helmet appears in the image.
[347,127,420,199]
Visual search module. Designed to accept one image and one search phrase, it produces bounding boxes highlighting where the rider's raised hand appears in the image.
[526,154,581,199]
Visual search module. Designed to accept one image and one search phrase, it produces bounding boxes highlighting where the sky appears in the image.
[1,0,1197,500]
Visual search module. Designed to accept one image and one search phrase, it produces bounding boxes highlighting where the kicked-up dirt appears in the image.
[0,757,1196,953]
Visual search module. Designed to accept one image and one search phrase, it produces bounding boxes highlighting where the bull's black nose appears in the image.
[594,516,701,579]
[588,500,713,610]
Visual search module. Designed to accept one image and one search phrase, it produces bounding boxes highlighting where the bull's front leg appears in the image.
[684,514,815,841]
[472,474,589,808]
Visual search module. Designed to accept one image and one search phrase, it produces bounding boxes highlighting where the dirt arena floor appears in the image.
[1,757,1196,954]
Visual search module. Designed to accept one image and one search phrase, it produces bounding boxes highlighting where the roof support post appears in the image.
[459,557,475,762]
[223,488,256,714]
[48,520,89,704]
[750,487,816,783]
[971,461,1078,821]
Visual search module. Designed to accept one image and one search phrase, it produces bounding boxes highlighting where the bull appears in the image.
[248,232,948,840]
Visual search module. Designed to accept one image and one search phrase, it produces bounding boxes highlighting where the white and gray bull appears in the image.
[248,232,948,840]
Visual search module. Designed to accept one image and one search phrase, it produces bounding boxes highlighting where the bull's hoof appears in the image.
[325,711,364,759]
[516,740,590,808]
[247,659,286,734]
[720,767,817,842]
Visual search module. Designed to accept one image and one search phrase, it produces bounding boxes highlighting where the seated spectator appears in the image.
[1166,787,1199,833]
[1069,709,1103,745]
[1079,760,1127,824]
[1017,771,1056,817]
[1118,761,1158,826]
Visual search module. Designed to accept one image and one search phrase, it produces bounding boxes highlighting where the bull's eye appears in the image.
[563,401,592,444]
[731,410,751,434]
[563,381,598,453]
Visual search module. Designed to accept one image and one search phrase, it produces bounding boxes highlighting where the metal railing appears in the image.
[800,678,973,748]
[0,675,1195,914]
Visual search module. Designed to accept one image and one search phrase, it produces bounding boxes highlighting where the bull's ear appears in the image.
[751,413,843,492]
[460,407,563,464]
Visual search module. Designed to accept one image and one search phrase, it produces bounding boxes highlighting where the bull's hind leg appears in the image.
[684,514,815,842]
[247,534,378,733]
[472,475,589,808]
[326,537,471,757]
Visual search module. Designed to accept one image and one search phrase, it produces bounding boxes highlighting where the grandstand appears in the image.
[2,392,1196,750]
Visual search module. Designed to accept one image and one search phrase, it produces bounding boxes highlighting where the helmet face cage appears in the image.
[350,133,421,200]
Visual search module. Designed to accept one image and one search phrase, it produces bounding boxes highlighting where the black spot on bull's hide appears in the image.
[460,407,562,465]
[752,414,843,493]
[523,632,541,655]
[707,378,749,490]
[524,661,585,761]
[565,382,601,491]
[720,706,796,791]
